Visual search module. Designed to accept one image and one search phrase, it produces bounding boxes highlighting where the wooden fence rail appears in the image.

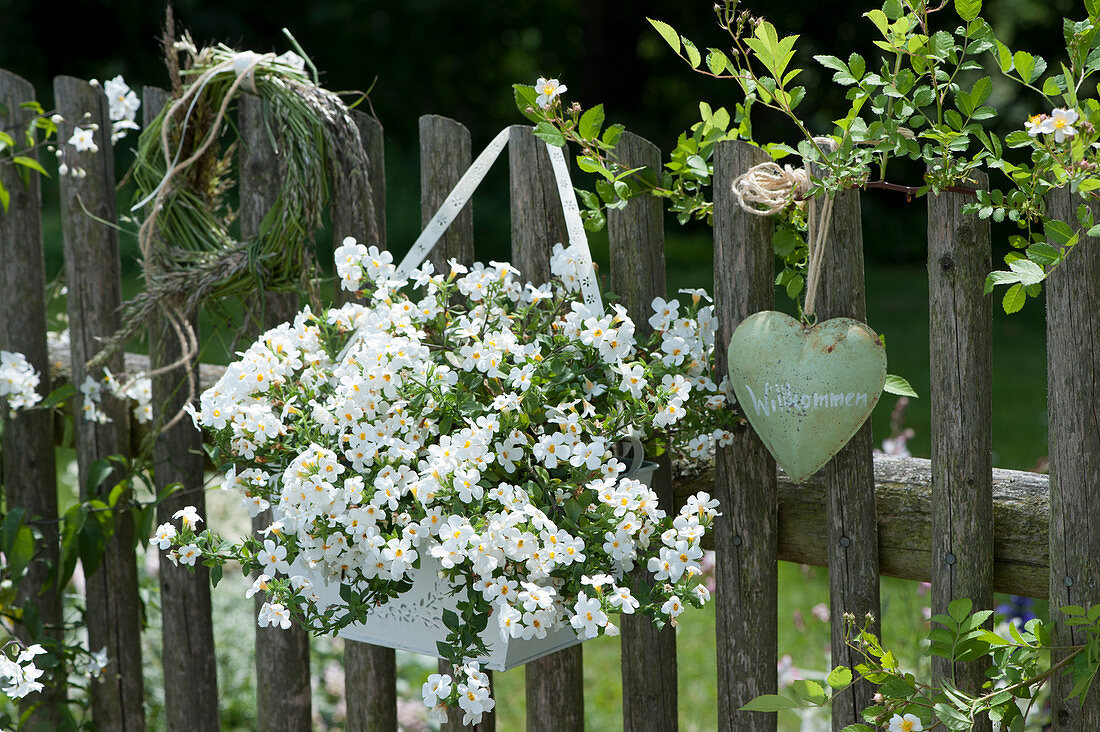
[2,66,1098,730]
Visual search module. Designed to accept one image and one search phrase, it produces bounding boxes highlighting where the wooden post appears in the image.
[334,109,399,732]
[712,140,778,732]
[0,69,64,727]
[419,114,496,732]
[607,131,678,731]
[509,125,585,732]
[421,115,474,275]
[54,75,145,732]
[508,125,567,288]
[927,173,993,731]
[239,95,313,731]
[813,182,880,731]
[141,86,221,732]
[1046,188,1100,727]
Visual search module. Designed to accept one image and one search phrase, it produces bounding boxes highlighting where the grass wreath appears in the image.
[100,32,378,402]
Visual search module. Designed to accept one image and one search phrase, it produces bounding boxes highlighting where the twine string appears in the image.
[731,137,838,319]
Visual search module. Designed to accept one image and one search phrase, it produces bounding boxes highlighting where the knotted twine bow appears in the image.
[731,137,838,319]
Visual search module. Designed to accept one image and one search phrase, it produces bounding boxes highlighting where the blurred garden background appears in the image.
[1,0,1073,727]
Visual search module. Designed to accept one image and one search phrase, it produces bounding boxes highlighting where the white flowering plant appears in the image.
[158,239,734,722]
[0,74,140,210]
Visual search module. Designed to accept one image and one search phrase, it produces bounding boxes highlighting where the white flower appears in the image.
[257,538,291,576]
[68,127,98,153]
[1040,108,1079,142]
[172,505,203,530]
[677,287,712,304]
[888,713,923,732]
[177,543,200,566]
[0,351,43,412]
[246,574,271,599]
[570,592,607,638]
[0,643,45,699]
[152,522,178,551]
[422,672,452,707]
[1024,113,1046,137]
[258,601,292,630]
[103,75,140,143]
[649,297,679,332]
[608,586,639,614]
[534,77,567,108]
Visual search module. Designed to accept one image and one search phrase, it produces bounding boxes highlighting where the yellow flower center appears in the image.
[900,721,915,732]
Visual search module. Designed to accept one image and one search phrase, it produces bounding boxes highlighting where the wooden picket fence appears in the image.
[2,67,1098,731]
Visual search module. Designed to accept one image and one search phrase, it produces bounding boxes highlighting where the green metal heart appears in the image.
[726,311,887,484]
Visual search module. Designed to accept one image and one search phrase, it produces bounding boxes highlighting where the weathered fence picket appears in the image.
[239,95,313,731]
[336,110,399,732]
[0,70,63,728]
[712,139,778,732]
[1046,189,1100,727]
[927,174,993,728]
[608,131,679,731]
[142,85,222,732]
[54,75,146,731]
[815,184,880,731]
[509,125,586,732]
[417,114,497,732]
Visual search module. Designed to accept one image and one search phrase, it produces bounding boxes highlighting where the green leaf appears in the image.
[884,374,919,397]
[864,9,889,36]
[789,679,827,705]
[1043,219,1077,248]
[602,124,625,147]
[648,18,681,55]
[78,518,106,577]
[8,526,35,583]
[815,54,848,73]
[827,665,853,689]
[785,274,804,299]
[1008,258,1046,286]
[0,181,9,214]
[532,121,566,147]
[513,84,542,122]
[954,0,981,22]
[12,155,48,177]
[740,694,801,712]
[935,702,975,728]
[682,38,702,69]
[1003,283,1026,314]
[1,507,27,554]
[969,76,992,108]
[1043,75,1064,96]
[707,49,729,75]
[1012,51,1046,83]
[949,598,974,623]
[995,42,1013,72]
[578,104,605,141]
[1027,243,1063,266]
[85,458,114,497]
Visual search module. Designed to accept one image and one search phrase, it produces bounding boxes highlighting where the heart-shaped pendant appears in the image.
[726,311,887,484]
